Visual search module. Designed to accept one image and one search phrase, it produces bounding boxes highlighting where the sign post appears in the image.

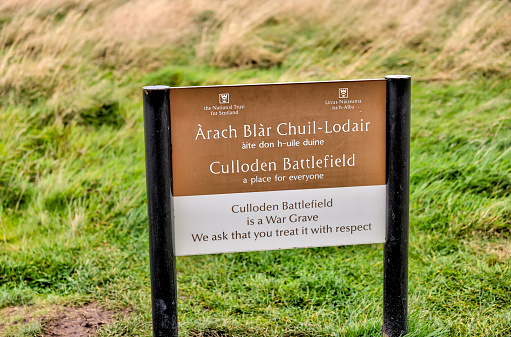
[383,75,411,336]
[143,86,179,337]
[143,76,410,337]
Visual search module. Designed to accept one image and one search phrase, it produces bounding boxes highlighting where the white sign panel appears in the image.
[174,185,385,256]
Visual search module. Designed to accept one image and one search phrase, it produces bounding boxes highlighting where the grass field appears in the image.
[0,0,510,336]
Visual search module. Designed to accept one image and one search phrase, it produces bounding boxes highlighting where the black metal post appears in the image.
[143,85,179,337]
[383,75,411,337]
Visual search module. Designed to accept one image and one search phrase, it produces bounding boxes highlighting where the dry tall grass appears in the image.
[0,0,510,99]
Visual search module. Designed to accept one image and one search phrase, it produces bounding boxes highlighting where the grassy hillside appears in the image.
[0,0,510,336]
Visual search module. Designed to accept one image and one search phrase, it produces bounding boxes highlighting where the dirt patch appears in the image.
[44,303,112,337]
[0,303,115,336]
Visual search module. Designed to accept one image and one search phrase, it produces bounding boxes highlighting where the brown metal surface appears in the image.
[170,80,386,196]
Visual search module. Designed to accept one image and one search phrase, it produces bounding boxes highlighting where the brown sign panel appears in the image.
[170,80,386,197]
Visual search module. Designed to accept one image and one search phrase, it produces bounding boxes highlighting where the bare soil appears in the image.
[44,303,113,337]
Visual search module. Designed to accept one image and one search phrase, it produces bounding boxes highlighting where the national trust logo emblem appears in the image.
[339,88,348,99]
[219,93,229,104]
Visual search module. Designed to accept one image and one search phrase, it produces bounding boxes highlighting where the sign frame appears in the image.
[142,75,410,337]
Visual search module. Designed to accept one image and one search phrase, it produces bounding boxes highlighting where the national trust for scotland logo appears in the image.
[339,88,348,99]
[219,93,229,104]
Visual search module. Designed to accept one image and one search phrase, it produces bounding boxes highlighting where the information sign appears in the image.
[170,80,387,255]
[142,76,411,337]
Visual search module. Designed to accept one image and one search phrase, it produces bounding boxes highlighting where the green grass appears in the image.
[1,71,509,336]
